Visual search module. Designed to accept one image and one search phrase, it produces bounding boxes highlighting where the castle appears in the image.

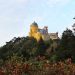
[29,22,59,41]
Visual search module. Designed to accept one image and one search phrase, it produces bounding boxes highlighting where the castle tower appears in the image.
[29,22,42,41]
[29,21,38,37]
[43,26,48,34]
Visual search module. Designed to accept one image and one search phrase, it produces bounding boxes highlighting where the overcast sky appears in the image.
[0,0,75,46]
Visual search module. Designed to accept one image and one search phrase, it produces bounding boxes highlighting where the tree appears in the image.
[56,28,75,61]
[0,37,38,60]
[35,38,46,56]
[60,28,75,50]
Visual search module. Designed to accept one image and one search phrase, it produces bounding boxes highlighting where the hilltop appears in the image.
[0,28,75,62]
[0,28,75,75]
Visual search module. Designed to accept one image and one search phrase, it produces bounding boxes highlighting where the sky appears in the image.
[0,0,75,46]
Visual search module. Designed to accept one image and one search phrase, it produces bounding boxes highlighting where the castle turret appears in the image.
[29,22,42,41]
[43,26,48,34]
[29,21,38,37]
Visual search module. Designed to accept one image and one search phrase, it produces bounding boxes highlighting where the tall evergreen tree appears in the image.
[56,28,75,61]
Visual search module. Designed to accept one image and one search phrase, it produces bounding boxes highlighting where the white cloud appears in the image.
[47,0,71,7]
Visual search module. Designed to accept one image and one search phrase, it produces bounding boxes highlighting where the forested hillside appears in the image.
[0,28,75,75]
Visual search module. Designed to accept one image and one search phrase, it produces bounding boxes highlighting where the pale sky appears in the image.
[0,0,75,46]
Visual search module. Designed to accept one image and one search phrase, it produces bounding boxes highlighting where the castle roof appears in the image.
[31,21,38,27]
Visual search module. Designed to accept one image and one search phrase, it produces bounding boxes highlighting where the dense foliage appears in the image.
[0,55,75,75]
[0,28,75,62]
[55,29,75,62]
[0,28,75,75]
[0,36,50,61]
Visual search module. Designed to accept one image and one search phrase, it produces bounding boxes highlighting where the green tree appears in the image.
[35,38,46,56]
[60,28,75,50]
[56,28,75,61]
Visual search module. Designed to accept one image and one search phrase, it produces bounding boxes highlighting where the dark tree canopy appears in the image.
[56,29,75,61]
